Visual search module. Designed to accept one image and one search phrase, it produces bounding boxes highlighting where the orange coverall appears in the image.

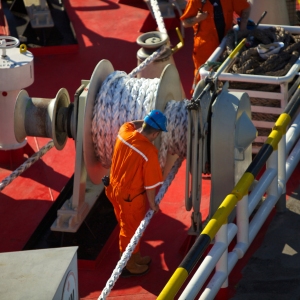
[180,0,250,83]
[106,122,163,254]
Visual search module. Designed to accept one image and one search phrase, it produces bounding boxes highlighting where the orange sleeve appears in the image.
[143,149,163,190]
[180,0,200,21]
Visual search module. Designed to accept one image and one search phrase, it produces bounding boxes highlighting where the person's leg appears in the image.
[117,192,149,276]
[105,185,121,223]
[118,192,146,254]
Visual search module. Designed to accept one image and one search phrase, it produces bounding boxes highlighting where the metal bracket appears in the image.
[188,211,202,235]
[51,82,107,232]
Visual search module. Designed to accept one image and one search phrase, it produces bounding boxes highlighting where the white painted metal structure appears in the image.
[200,25,300,153]
[0,36,34,149]
[178,111,300,300]
[185,83,257,235]
[0,246,78,300]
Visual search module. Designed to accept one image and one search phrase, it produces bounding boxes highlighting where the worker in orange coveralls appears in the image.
[105,110,167,277]
[180,0,250,92]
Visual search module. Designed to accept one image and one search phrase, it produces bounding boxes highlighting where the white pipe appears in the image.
[179,224,237,300]
[249,186,283,245]
[228,251,239,274]
[199,271,226,300]
[236,194,249,259]
[248,168,277,215]
[255,24,300,34]
[286,138,300,180]
[286,113,300,154]
[206,38,227,64]
[199,252,239,300]
[208,63,300,85]
[267,150,279,197]
[278,136,286,193]
[216,224,228,288]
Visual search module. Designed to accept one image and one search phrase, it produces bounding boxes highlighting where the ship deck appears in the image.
[0,0,300,299]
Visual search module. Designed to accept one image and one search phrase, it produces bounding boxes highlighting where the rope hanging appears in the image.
[149,0,167,34]
[91,70,189,171]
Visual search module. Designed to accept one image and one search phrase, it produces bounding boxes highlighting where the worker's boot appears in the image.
[121,254,149,278]
[133,251,152,266]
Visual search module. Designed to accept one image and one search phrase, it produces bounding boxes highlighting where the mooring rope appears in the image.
[98,157,184,300]
[129,45,168,78]
[91,70,188,171]
[0,140,54,192]
[149,0,167,34]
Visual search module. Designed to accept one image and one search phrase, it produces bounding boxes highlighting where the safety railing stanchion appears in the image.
[236,194,249,258]
[216,222,228,288]
[276,135,287,212]
[267,149,279,199]
[286,138,300,180]
[200,223,229,300]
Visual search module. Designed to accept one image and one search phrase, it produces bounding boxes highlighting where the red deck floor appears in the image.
[1,0,300,299]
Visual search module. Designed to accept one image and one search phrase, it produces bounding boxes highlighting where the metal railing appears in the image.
[157,85,300,300]
[200,25,300,152]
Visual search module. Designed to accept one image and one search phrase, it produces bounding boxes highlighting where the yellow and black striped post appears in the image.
[157,85,300,300]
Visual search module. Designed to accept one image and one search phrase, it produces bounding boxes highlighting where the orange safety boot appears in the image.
[121,255,149,278]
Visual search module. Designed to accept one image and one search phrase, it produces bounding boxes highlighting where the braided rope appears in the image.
[129,45,168,78]
[149,0,167,34]
[0,140,54,191]
[91,70,188,172]
[98,157,184,300]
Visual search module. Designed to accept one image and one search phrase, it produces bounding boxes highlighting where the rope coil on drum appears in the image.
[91,69,189,171]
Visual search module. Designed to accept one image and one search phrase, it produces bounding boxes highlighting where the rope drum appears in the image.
[91,70,188,172]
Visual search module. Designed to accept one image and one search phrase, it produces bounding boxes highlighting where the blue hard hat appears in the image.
[144,110,168,132]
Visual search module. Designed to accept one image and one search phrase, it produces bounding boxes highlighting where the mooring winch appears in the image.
[11,37,257,236]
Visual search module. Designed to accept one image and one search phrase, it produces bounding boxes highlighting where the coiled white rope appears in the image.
[0,140,54,191]
[91,71,188,171]
[98,157,184,300]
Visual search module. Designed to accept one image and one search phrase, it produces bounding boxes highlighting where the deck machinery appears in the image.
[7,38,257,236]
